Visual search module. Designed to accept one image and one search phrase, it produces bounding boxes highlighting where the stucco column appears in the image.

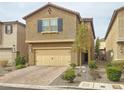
[28,44,35,65]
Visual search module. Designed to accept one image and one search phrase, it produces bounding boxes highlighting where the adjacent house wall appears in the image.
[84,21,95,61]
[100,41,105,50]
[0,23,17,64]
[0,24,17,48]
[116,10,124,60]
[105,15,119,61]
[17,24,27,60]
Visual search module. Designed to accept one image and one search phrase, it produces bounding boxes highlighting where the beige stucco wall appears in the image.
[25,6,77,41]
[105,14,119,61]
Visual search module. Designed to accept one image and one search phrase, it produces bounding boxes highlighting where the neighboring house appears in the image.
[0,21,27,65]
[23,3,95,66]
[99,38,106,60]
[105,6,124,62]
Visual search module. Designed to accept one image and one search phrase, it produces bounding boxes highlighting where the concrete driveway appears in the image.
[0,66,67,86]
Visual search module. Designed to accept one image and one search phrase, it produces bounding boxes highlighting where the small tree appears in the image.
[95,37,100,61]
[73,22,89,66]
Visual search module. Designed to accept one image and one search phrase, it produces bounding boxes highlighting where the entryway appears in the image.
[81,52,88,65]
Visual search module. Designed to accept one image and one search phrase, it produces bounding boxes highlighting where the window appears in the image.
[42,18,58,32]
[42,19,49,31]
[38,18,63,32]
[50,19,58,31]
[5,25,13,34]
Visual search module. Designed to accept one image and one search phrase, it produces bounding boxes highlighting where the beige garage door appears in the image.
[0,49,12,64]
[35,49,71,66]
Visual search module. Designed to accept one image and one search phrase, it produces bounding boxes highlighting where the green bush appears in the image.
[106,66,122,81]
[62,68,76,83]
[70,63,76,69]
[88,60,97,69]
[16,65,25,69]
[15,55,26,66]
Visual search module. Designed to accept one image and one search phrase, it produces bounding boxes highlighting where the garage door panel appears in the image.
[35,49,71,66]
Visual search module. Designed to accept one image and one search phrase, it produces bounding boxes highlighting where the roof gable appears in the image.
[105,6,124,40]
[23,3,81,20]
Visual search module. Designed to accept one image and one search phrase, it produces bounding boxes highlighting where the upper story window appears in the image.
[38,18,63,33]
[5,24,13,34]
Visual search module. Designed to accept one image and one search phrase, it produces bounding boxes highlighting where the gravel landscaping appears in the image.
[50,65,124,86]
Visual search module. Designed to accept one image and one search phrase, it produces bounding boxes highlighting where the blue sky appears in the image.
[0,2,124,38]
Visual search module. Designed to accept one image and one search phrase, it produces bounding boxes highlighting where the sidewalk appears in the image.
[79,81,124,90]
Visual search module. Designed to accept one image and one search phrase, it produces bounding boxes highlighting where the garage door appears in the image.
[35,49,71,66]
[0,49,12,64]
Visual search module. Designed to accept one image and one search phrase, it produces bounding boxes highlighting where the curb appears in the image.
[0,83,88,90]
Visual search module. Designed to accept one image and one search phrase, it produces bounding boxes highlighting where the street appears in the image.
[0,86,38,90]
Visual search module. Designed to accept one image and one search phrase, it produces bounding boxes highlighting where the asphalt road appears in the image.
[0,86,38,90]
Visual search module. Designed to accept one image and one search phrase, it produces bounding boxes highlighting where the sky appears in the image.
[0,2,124,38]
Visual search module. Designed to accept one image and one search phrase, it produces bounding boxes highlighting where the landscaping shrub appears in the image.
[88,60,97,69]
[62,68,76,83]
[70,63,76,69]
[16,64,25,69]
[15,55,26,66]
[15,55,26,69]
[106,66,122,81]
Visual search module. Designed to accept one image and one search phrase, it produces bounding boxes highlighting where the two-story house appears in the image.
[105,6,124,61]
[23,3,95,66]
[0,21,27,66]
